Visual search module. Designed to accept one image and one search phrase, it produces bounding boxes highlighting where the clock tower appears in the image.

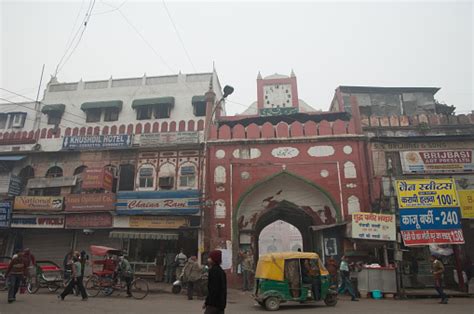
[257,70,299,116]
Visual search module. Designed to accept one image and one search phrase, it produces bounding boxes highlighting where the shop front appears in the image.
[0,202,12,255]
[112,190,201,276]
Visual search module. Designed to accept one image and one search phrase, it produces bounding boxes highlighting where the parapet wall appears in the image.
[209,118,359,140]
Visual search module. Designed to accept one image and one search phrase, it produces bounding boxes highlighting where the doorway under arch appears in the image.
[258,220,303,256]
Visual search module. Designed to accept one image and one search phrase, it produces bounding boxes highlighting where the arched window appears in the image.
[137,164,155,190]
[46,166,63,178]
[73,165,87,176]
[158,163,175,190]
[178,163,196,189]
[19,166,35,183]
[118,164,135,191]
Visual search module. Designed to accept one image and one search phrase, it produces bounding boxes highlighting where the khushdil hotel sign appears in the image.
[62,135,132,150]
[397,179,465,246]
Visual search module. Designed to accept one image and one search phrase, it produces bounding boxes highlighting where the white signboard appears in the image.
[271,147,299,159]
[11,214,65,229]
[351,212,396,241]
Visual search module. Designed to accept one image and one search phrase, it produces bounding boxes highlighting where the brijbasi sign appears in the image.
[400,150,474,174]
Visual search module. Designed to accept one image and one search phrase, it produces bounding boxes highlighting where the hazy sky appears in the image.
[1,1,473,115]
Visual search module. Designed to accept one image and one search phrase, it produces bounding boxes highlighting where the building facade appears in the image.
[0,71,222,275]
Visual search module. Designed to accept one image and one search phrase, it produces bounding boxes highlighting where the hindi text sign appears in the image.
[395,179,458,208]
[351,212,396,241]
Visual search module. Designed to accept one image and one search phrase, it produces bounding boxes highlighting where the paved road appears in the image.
[0,290,472,314]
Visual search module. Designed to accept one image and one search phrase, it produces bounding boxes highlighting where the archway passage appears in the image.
[258,220,302,256]
[234,171,340,265]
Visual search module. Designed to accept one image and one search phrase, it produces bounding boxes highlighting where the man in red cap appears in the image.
[203,250,227,314]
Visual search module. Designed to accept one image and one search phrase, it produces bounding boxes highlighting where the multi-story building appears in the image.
[330,85,474,291]
[0,71,222,275]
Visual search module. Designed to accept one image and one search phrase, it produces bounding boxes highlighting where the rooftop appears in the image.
[337,85,440,94]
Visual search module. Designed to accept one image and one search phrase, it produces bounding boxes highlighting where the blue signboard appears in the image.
[116,190,201,215]
[399,207,462,231]
[0,202,12,228]
[62,135,132,150]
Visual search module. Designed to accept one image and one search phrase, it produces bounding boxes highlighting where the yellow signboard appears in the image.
[458,190,474,219]
[395,179,458,208]
[129,216,188,229]
[14,196,64,211]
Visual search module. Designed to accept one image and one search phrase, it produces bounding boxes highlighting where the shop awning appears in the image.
[310,221,349,231]
[0,156,26,161]
[109,231,179,240]
[41,104,66,114]
[192,95,206,104]
[26,176,77,189]
[131,97,175,109]
[81,100,123,111]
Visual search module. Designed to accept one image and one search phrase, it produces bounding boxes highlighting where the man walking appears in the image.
[117,255,133,297]
[337,256,358,301]
[325,256,338,286]
[165,251,176,283]
[6,251,27,303]
[182,256,202,300]
[203,250,227,314]
[241,251,254,292]
[59,255,88,301]
[175,248,187,281]
[431,255,448,304]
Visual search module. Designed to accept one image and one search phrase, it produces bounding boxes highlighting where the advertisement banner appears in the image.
[137,132,199,147]
[400,230,465,246]
[82,168,113,191]
[113,216,189,229]
[0,202,12,228]
[116,190,200,215]
[62,135,132,150]
[395,179,458,208]
[11,214,65,228]
[400,150,474,174]
[65,212,113,229]
[351,212,396,241]
[399,207,462,231]
[65,193,115,212]
[458,190,474,219]
[14,196,64,211]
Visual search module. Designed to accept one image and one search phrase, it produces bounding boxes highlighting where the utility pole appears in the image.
[33,64,45,133]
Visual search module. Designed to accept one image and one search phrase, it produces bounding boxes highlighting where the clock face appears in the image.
[263,84,292,108]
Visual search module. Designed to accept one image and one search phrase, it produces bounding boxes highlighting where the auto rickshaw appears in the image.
[254,252,337,311]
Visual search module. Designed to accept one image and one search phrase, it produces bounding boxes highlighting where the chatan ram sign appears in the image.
[116,190,200,215]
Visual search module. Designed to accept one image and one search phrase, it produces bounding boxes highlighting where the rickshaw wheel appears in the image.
[48,284,60,292]
[130,278,149,299]
[324,294,338,306]
[85,275,101,297]
[265,297,280,311]
[27,278,40,294]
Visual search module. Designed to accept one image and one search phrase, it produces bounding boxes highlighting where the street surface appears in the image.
[1,289,473,314]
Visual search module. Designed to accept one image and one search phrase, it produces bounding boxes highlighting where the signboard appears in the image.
[351,212,396,241]
[8,175,22,196]
[395,179,458,208]
[0,202,12,228]
[65,193,115,212]
[62,135,132,150]
[82,168,114,191]
[324,238,337,256]
[137,132,199,147]
[65,212,112,229]
[113,216,189,229]
[458,190,474,219]
[14,196,64,211]
[259,107,298,116]
[400,230,464,246]
[11,214,65,228]
[116,190,200,215]
[400,150,474,174]
[400,207,462,231]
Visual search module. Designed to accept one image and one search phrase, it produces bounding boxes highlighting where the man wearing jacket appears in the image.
[203,250,227,314]
[6,251,27,303]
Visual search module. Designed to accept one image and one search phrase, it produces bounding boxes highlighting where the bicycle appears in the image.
[86,274,149,299]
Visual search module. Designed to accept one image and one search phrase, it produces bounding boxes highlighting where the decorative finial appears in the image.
[208,76,213,92]
[257,71,262,79]
[290,69,296,77]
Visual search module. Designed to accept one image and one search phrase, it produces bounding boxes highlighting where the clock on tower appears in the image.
[263,84,292,108]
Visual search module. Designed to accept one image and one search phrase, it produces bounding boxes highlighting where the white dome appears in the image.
[264,73,289,80]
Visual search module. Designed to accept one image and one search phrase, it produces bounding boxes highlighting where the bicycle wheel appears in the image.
[85,275,101,297]
[27,277,40,294]
[130,278,149,300]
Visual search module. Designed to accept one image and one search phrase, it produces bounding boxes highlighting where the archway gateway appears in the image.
[258,220,303,256]
[233,171,341,267]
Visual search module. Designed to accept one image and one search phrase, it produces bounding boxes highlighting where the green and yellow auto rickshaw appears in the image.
[254,252,337,311]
